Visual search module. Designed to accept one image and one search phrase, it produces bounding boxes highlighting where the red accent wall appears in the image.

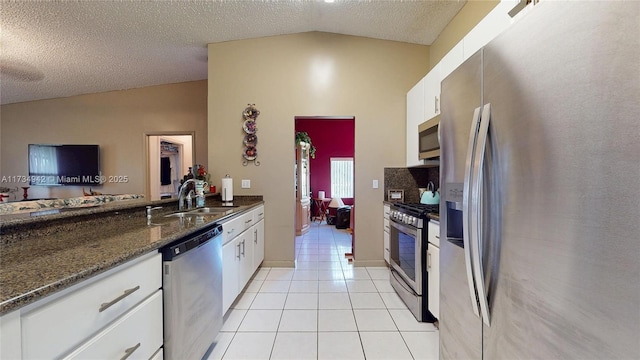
[295,118,355,205]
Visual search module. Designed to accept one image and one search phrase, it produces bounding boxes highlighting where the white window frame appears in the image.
[330,157,354,198]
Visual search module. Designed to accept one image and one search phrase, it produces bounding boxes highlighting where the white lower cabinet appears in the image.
[63,290,163,360]
[221,205,265,314]
[150,348,163,360]
[253,218,265,270]
[383,204,391,263]
[427,243,440,319]
[239,229,255,287]
[222,236,242,313]
[427,221,440,319]
[0,252,162,360]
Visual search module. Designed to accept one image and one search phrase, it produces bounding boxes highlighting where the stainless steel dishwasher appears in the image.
[162,223,223,360]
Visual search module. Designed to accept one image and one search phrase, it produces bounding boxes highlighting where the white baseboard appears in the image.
[261,260,295,268]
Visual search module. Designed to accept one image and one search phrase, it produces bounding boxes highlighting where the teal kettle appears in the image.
[420,181,440,205]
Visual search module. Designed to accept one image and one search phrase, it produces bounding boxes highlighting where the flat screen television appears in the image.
[28,144,101,186]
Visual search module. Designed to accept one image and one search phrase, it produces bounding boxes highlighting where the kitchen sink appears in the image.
[164,206,237,218]
[164,212,192,218]
[188,207,238,213]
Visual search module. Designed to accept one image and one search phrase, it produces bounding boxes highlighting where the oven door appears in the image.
[389,219,423,295]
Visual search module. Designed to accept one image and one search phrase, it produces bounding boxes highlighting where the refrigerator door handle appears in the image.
[462,106,483,318]
[470,103,493,326]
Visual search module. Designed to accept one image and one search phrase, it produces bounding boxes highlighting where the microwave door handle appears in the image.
[463,106,482,318]
[471,103,492,327]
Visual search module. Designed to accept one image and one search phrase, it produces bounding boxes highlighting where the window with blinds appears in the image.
[330,157,354,198]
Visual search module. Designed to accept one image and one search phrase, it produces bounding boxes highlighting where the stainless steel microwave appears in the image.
[418,116,440,160]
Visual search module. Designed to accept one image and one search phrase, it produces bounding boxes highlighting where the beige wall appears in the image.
[429,0,499,69]
[208,32,429,267]
[0,115,2,178]
[0,81,207,199]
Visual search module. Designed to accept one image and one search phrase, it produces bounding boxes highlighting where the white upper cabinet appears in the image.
[406,78,425,167]
[429,41,463,119]
[406,0,535,167]
[463,0,534,60]
[463,2,512,59]
[438,41,464,84]
[423,64,441,121]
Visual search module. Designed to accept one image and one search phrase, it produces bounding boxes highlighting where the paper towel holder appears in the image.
[222,174,234,205]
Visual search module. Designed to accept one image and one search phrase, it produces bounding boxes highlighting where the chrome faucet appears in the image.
[186,189,195,210]
[146,205,163,219]
[178,179,196,211]
[146,205,163,225]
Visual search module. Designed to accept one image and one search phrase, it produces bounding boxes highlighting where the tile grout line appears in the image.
[220,266,272,360]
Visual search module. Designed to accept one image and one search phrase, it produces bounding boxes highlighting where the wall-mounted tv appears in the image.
[29,144,101,186]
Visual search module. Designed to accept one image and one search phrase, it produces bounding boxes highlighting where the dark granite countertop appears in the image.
[0,196,263,315]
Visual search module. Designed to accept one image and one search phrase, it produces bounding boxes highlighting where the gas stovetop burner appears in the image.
[392,203,439,218]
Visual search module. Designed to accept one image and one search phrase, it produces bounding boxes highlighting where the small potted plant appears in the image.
[295,131,316,159]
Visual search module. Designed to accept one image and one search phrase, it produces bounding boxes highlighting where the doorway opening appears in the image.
[145,133,195,201]
[294,116,356,257]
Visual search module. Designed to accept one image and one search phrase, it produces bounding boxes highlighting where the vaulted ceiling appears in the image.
[0,1,466,105]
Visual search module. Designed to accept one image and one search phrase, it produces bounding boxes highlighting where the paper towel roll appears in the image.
[318,191,325,199]
[222,176,233,202]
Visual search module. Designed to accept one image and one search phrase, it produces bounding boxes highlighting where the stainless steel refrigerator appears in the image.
[439,2,640,359]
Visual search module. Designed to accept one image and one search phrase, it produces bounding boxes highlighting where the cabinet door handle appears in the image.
[241,240,246,256]
[254,229,258,244]
[435,96,439,113]
[99,286,140,312]
[120,343,141,360]
[427,252,432,271]
[236,243,241,260]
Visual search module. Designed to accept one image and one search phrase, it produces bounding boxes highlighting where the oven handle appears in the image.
[463,106,482,319]
[389,219,418,238]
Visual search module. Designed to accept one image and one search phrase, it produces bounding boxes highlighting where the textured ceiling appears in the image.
[0,0,466,105]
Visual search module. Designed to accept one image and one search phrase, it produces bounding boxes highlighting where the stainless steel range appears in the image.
[389,203,438,322]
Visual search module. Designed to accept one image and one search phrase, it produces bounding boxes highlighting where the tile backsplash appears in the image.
[384,167,439,203]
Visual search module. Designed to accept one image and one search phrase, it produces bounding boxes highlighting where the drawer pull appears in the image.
[258,212,264,216]
[227,228,235,234]
[245,219,253,224]
[99,286,140,312]
[120,343,141,360]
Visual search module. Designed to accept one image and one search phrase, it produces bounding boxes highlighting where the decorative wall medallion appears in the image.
[242,104,260,166]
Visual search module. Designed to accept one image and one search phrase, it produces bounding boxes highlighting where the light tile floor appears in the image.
[208,222,439,360]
